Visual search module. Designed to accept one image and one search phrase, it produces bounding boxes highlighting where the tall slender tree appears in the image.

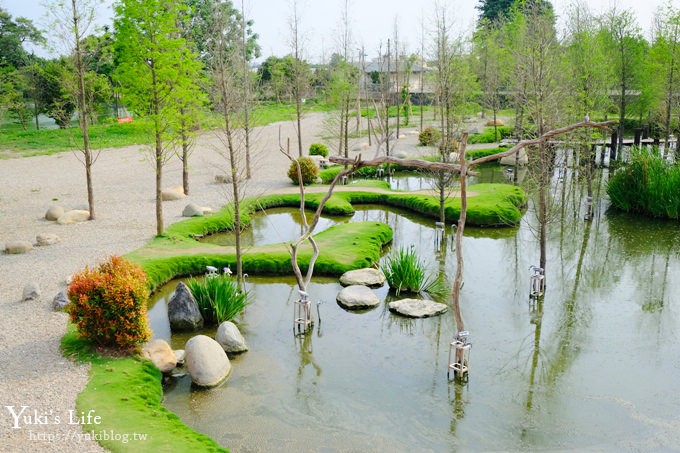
[114,0,203,236]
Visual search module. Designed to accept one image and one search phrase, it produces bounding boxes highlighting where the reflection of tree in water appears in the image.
[294,330,322,406]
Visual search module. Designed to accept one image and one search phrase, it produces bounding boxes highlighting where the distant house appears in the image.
[359,57,434,102]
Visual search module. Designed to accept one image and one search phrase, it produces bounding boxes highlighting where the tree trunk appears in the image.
[451,134,468,333]
[155,139,163,237]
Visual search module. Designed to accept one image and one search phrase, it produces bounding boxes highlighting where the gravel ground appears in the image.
[0,113,445,452]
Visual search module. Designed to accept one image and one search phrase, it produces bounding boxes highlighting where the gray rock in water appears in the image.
[216,321,248,353]
[336,285,380,310]
[36,233,60,246]
[168,282,204,331]
[5,240,33,254]
[57,210,90,225]
[53,290,70,311]
[388,298,448,318]
[182,203,204,217]
[173,349,185,366]
[23,283,41,301]
[339,268,386,287]
[185,335,231,387]
[45,205,64,221]
[142,339,177,373]
[500,148,528,166]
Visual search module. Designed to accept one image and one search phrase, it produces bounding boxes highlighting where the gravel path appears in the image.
[0,112,448,452]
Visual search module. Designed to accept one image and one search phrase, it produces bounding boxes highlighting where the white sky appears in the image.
[0,0,670,62]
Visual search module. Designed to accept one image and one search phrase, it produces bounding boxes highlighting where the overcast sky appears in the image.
[0,0,668,62]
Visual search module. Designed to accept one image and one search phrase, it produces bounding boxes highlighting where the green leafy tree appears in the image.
[114,0,204,236]
[649,3,680,152]
[0,8,44,69]
[476,0,552,24]
[598,7,647,158]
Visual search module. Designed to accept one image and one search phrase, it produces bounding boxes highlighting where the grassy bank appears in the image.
[61,327,227,452]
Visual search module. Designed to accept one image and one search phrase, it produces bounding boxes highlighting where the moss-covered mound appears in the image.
[127,221,392,293]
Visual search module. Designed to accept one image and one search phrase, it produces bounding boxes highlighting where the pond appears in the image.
[148,168,680,452]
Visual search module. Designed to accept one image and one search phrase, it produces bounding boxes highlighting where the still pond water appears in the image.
[148,169,680,452]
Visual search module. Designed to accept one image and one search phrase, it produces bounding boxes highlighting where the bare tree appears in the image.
[288,0,306,157]
[50,0,100,220]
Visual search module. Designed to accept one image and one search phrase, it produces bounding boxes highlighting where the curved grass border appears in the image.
[65,181,525,452]
[61,326,227,452]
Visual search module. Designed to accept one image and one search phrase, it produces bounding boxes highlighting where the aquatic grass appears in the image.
[381,246,448,299]
[187,275,249,324]
[608,148,680,220]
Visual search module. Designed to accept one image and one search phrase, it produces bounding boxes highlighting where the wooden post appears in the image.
[610,130,618,162]
[634,128,642,147]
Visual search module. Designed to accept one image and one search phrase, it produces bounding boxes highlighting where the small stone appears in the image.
[36,233,60,246]
[216,321,248,353]
[23,283,41,302]
[53,290,70,311]
[182,203,204,217]
[336,285,380,310]
[5,240,33,254]
[57,210,90,225]
[142,339,177,373]
[388,298,448,318]
[161,187,185,201]
[173,349,185,366]
[45,205,64,221]
[339,268,386,287]
[395,150,408,159]
[185,335,232,387]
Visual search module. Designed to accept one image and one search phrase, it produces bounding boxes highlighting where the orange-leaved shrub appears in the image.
[67,256,151,351]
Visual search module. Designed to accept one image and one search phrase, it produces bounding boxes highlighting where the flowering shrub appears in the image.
[68,256,150,351]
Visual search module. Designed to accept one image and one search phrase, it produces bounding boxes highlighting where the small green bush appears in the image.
[187,275,249,324]
[67,256,150,352]
[287,156,319,185]
[419,127,441,146]
[381,246,448,298]
[468,126,514,144]
[309,143,329,158]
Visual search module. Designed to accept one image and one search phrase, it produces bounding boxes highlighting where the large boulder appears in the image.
[388,298,448,318]
[161,187,185,201]
[339,268,386,287]
[5,240,33,254]
[22,283,41,302]
[168,282,204,331]
[185,335,231,387]
[216,321,248,353]
[53,290,70,311]
[336,285,380,310]
[182,203,204,217]
[485,118,505,127]
[142,339,177,373]
[36,233,60,246]
[57,210,90,225]
[45,205,64,221]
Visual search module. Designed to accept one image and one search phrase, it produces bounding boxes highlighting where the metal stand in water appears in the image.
[294,289,313,334]
[448,331,471,380]
[434,221,445,249]
[529,265,545,298]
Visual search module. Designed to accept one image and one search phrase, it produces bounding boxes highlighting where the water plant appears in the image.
[607,148,680,219]
[187,275,249,324]
[381,246,448,298]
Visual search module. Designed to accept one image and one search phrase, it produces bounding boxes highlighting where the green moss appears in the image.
[126,222,393,293]
[61,327,227,452]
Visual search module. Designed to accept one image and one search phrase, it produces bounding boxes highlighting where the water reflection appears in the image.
[151,168,680,451]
